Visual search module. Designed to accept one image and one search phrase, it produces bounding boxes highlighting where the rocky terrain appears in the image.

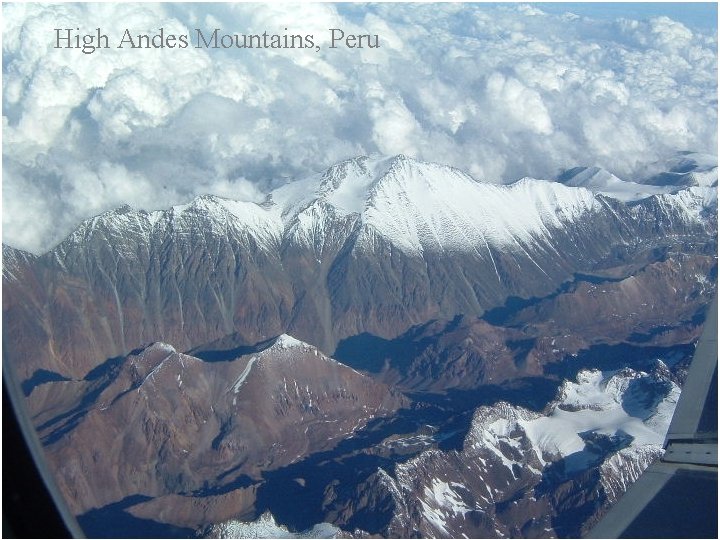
[4,155,715,386]
[201,361,684,539]
[334,253,715,393]
[2,154,717,538]
[34,335,405,518]
[350,364,680,539]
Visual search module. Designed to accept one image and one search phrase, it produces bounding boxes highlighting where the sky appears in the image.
[2,3,718,254]
[535,3,718,31]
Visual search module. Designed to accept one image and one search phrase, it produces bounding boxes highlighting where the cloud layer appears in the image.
[2,3,717,253]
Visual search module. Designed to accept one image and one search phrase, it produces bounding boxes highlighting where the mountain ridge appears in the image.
[37,333,406,515]
[3,155,716,383]
[351,364,680,538]
[2,153,716,539]
[3,153,716,259]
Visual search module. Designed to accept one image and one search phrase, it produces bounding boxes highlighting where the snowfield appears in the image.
[207,511,340,539]
[59,154,717,262]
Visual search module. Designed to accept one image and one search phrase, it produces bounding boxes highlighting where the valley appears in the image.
[3,154,716,538]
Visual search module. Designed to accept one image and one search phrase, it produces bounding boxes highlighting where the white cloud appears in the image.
[485,72,554,135]
[366,82,421,156]
[2,3,717,253]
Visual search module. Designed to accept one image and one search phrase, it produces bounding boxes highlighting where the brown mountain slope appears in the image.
[38,335,406,515]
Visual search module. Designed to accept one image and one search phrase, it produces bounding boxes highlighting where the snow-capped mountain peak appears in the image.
[638,151,718,188]
[469,367,679,465]
[374,363,683,538]
[270,333,308,350]
[557,166,674,202]
[38,154,716,276]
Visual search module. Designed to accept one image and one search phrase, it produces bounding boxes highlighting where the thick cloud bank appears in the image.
[2,3,717,253]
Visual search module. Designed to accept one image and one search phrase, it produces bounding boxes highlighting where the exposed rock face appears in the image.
[503,255,717,345]
[37,335,405,516]
[334,254,715,392]
[2,154,717,538]
[3,156,716,388]
[336,365,679,538]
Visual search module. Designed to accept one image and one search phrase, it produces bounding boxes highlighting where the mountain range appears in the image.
[2,153,717,538]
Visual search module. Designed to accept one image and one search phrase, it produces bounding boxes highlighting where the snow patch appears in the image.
[273,334,305,349]
[425,479,473,516]
[230,356,258,394]
[470,367,679,466]
[206,511,340,539]
[557,166,674,202]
